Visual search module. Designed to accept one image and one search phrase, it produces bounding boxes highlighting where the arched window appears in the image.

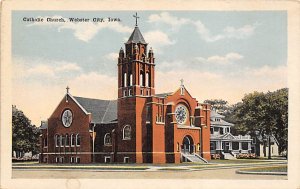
[129,74,133,86]
[145,73,149,87]
[140,73,143,86]
[65,134,69,146]
[76,134,80,146]
[61,135,65,147]
[71,134,75,147]
[55,134,60,147]
[123,73,127,87]
[104,133,112,145]
[123,125,131,140]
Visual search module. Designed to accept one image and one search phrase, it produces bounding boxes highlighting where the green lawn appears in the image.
[208,159,274,164]
[240,165,287,173]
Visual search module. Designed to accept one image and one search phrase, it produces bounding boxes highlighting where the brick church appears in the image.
[39,14,211,164]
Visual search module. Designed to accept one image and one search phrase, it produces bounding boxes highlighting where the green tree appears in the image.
[204,99,229,114]
[12,105,41,158]
[230,88,288,158]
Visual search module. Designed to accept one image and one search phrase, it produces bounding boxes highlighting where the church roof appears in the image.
[126,26,147,44]
[74,96,117,124]
[155,92,172,98]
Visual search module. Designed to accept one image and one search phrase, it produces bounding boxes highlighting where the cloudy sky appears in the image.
[12,11,287,126]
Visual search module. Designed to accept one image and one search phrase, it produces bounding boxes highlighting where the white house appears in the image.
[210,110,253,159]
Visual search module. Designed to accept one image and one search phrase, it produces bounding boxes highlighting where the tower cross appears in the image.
[133,12,140,26]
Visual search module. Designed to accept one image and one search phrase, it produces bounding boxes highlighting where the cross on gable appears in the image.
[66,86,70,93]
[133,12,140,26]
[180,79,184,86]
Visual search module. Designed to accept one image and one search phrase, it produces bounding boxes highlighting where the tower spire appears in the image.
[133,12,140,26]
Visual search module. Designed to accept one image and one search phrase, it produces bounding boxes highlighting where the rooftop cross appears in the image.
[133,12,140,26]
[180,79,184,86]
[66,86,70,93]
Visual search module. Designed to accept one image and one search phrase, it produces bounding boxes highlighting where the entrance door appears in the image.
[224,142,230,153]
[182,135,194,154]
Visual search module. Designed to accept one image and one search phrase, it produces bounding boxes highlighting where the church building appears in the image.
[39,15,211,164]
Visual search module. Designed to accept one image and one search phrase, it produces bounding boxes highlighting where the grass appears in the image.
[240,165,287,173]
[159,168,189,171]
[208,159,275,164]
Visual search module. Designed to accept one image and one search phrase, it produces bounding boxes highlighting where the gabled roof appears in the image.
[74,96,117,124]
[126,26,147,44]
[40,121,48,129]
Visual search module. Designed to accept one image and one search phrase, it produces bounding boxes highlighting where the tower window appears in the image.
[129,89,132,96]
[145,73,149,87]
[129,74,133,86]
[123,73,127,87]
[123,90,127,97]
[146,90,149,96]
[140,89,143,96]
[140,73,144,86]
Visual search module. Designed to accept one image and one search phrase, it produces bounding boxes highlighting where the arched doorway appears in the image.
[182,135,194,154]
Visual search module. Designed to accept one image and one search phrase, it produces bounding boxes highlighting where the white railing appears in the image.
[235,135,251,139]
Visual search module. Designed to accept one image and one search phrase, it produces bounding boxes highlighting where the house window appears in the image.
[210,142,216,151]
[123,125,131,140]
[43,137,48,147]
[105,156,111,163]
[104,133,112,145]
[123,73,127,87]
[55,134,60,147]
[65,134,69,146]
[252,137,256,144]
[55,157,59,163]
[210,128,214,134]
[232,142,239,150]
[124,157,130,163]
[76,134,80,146]
[71,134,75,146]
[242,142,248,150]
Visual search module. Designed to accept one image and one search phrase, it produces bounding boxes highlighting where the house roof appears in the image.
[40,121,48,129]
[210,110,225,118]
[126,26,147,44]
[211,120,234,127]
[74,96,117,124]
[257,134,279,145]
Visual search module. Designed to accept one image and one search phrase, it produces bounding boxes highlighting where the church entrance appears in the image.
[181,135,194,154]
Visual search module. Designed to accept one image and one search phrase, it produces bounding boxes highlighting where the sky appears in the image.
[12,11,287,126]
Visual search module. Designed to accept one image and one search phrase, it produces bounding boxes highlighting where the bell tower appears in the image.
[116,13,155,163]
[118,13,155,98]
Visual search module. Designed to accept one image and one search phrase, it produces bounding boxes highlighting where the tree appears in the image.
[229,88,288,158]
[204,99,229,114]
[12,105,41,158]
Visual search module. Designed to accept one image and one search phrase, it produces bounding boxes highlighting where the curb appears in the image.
[236,170,287,176]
